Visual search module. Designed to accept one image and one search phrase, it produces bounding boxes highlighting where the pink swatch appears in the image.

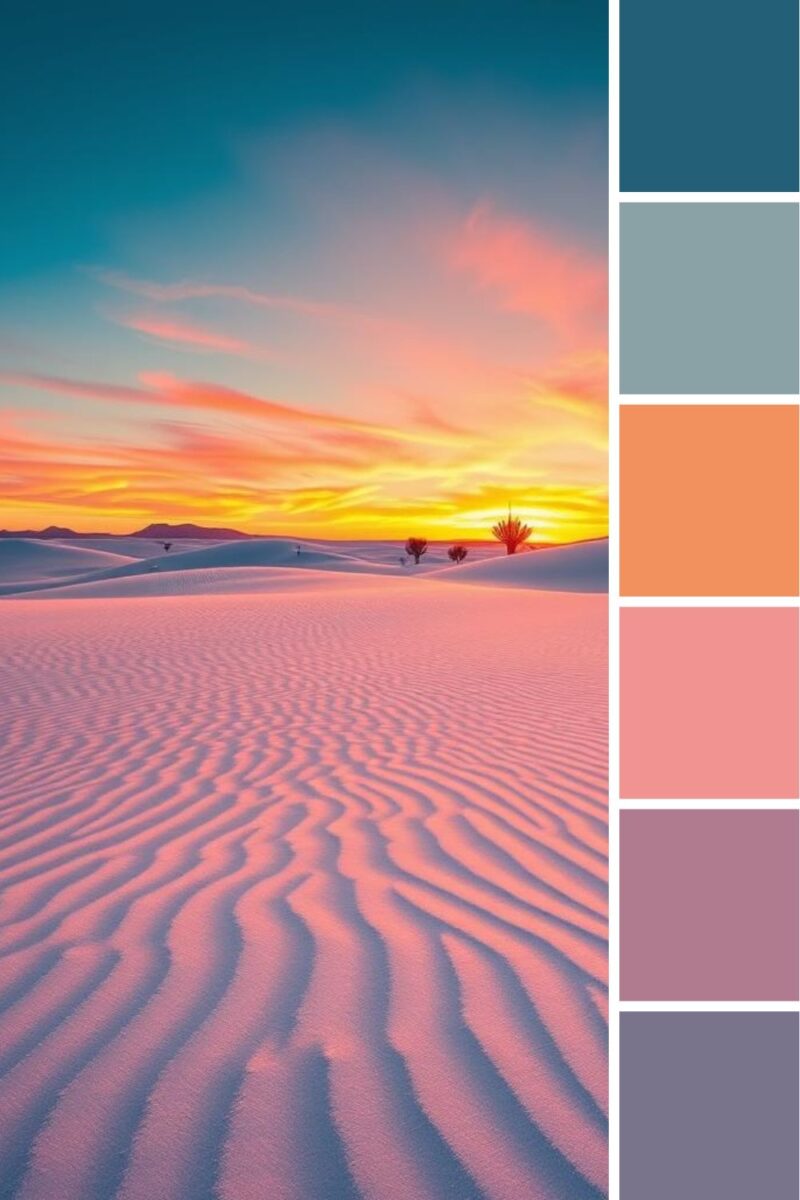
[620,607,799,798]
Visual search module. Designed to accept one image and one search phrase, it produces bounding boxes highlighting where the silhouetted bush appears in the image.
[491,514,531,555]
[405,537,428,564]
[447,545,468,563]
[161,542,172,552]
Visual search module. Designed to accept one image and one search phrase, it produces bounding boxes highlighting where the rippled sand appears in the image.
[0,579,607,1200]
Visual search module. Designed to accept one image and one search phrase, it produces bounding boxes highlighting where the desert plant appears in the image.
[447,544,468,563]
[405,537,428,565]
[161,542,172,552]
[491,512,531,555]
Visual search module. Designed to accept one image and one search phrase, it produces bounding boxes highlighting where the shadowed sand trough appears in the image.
[0,551,607,1200]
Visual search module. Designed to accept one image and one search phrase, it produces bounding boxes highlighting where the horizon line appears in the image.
[0,523,610,547]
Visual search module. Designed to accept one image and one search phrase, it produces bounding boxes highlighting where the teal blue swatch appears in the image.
[622,0,798,191]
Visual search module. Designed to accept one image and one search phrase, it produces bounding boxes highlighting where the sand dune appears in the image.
[4,567,416,601]
[0,566,607,1200]
[0,539,397,597]
[0,539,134,587]
[433,539,608,592]
[53,538,234,561]
[0,537,609,599]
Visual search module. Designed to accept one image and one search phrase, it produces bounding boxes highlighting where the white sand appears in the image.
[0,537,608,598]
[0,542,608,1200]
[0,539,134,586]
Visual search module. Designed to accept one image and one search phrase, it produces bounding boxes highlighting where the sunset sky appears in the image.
[1,1,607,541]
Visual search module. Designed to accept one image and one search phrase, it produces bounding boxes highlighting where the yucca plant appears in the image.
[491,512,531,555]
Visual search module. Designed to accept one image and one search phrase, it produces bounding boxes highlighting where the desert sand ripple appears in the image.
[0,581,607,1200]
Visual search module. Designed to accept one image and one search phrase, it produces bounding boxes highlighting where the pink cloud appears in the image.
[0,370,462,455]
[0,370,374,443]
[90,264,549,407]
[114,312,270,359]
[448,203,607,343]
[137,372,395,439]
[0,372,149,405]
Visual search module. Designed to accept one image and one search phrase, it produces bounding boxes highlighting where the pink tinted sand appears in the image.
[0,581,607,1200]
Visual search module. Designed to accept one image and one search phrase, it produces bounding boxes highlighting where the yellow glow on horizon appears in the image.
[1,485,607,544]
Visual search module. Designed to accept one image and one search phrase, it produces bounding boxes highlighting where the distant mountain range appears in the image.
[132,523,252,540]
[0,523,253,541]
[0,523,586,547]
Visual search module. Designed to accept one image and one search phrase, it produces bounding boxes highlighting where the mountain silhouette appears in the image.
[0,522,253,540]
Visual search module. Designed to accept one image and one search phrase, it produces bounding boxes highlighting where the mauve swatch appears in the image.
[621,808,799,1000]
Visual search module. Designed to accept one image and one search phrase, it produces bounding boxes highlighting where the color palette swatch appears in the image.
[617,0,800,1192]
[620,607,799,799]
[621,810,799,1000]
[621,0,799,191]
[621,405,799,596]
[621,1013,799,1200]
[620,203,799,394]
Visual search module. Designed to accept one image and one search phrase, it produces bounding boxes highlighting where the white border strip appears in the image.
[607,0,620,1190]
[620,1000,800,1012]
[622,192,799,203]
[620,394,800,404]
[619,798,800,810]
[620,596,799,607]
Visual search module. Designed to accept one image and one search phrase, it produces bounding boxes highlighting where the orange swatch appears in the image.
[621,404,799,595]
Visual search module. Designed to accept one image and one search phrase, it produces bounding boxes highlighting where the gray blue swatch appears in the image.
[620,202,799,394]
[621,1012,799,1200]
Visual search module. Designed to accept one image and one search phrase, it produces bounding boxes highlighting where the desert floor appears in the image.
[0,542,607,1200]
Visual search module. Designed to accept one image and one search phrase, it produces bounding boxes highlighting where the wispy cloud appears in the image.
[448,203,606,344]
[111,312,272,359]
[0,368,469,454]
[91,268,366,324]
[0,372,149,406]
